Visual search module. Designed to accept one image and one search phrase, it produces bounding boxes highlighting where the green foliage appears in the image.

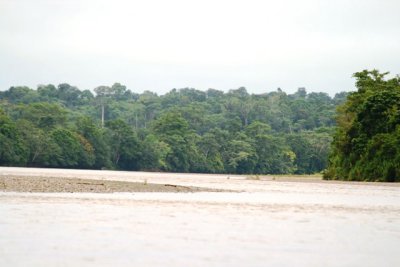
[13,102,67,129]
[139,133,170,171]
[197,132,224,173]
[50,128,91,168]
[15,120,60,166]
[0,82,348,174]
[76,116,111,169]
[0,109,28,165]
[286,132,331,174]
[325,70,400,182]
[152,112,197,172]
[105,119,141,170]
[253,134,296,174]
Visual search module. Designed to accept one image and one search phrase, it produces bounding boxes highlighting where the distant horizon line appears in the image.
[1,82,354,97]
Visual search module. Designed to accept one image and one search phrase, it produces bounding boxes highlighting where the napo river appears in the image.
[1,167,399,267]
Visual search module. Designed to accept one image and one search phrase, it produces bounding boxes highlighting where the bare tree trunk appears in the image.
[101,104,105,128]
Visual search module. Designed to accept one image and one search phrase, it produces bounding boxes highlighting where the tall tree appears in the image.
[105,119,141,170]
[325,70,400,182]
[0,109,27,165]
[76,116,111,169]
[152,112,198,172]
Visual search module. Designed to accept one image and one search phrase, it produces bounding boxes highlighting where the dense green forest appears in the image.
[0,83,347,174]
[324,70,400,182]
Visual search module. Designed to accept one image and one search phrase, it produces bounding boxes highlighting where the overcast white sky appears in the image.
[1,0,399,95]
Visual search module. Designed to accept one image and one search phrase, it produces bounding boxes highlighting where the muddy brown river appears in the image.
[1,167,399,266]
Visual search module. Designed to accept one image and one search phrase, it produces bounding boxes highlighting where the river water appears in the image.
[1,167,400,266]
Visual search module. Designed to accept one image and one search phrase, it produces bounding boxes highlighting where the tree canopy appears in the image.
[324,70,400,182]
[0,82,347,174]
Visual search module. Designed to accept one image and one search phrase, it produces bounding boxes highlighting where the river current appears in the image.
[1,168,399,267]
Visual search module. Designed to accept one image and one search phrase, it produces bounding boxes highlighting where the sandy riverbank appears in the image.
[0,175,222,193]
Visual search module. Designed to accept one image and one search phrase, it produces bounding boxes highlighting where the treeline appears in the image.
[0,83,347,174]
[324,70,400,182]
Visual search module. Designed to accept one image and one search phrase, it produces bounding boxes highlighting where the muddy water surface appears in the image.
[1,167,400,267]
